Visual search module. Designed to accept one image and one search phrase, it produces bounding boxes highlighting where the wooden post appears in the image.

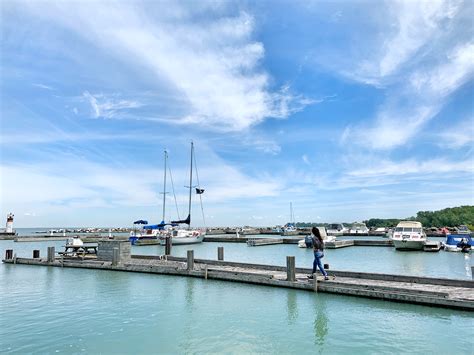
[217,246,224,261]
[286,256,295,282]
[13,253,17,264]
[187,250,194,271]
[112,247,119,266]
[33,250,40,258]
[472,266,474,280]
[313,273,318,292]
[5,249,13,260]
[165,236,172,255]
[47,246,55,262]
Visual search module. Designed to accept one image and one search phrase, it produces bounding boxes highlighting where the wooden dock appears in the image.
[3,248,473,311]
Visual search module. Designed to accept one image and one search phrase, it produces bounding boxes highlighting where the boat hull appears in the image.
[159,234,204,245]
[392,239,425,250]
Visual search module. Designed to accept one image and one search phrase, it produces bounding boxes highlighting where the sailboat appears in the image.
[159,142,206,245]
[282,202,298,236]
[129,150,170,245]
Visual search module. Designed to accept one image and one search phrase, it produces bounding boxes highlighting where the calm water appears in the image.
[1,238,473,354]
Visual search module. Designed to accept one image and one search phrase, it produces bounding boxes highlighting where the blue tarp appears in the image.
[133,220,148,225]
[143,221,166,230]
[445,234,473,246]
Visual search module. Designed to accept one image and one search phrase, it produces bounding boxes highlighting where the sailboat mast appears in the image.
[290,202,293,224]
[162,150,167,222]
[188,142,194,227]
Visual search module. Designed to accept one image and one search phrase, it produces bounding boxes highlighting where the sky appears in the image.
[0,0,473,228]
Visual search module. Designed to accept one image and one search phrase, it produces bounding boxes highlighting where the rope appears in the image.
[193,150,206,228]
[168,164,181,221]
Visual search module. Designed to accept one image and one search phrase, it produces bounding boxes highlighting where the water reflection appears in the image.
[185,277,195,313]
[464,254,471,278]
[313,298,328,348]
[286,291,298,325]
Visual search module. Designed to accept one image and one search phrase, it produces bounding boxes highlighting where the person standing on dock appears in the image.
[308,227,329,280]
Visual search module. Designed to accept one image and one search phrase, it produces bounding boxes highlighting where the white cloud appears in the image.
[17,2,312,131]
[350,0,461,84]
[343,41,474,150]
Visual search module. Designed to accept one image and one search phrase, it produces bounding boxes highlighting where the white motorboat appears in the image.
[159,228,205,245]
[349,222,369,235]
[326,223,348,236]
[390,221,426,250]
[298,227,335,248]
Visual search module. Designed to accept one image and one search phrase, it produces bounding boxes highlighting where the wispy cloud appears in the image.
[342,17,473,150]
[348,0,461,85]
[437,118,474,149]
[32,83,54,90]
[15,2,312,131]
[82,91,142,119]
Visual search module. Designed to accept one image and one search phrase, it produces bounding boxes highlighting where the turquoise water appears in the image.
[1,239,473,354]
[1,263,473,354]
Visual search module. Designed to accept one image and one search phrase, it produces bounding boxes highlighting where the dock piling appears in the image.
[187,250,194,271]
[47,247,55,263]
[5,249,13,260]
[313,273,318,292]
[112,247,119,266]
[286,256,296,282]
[33,250,40,259]
[165,236,172,255]
[218,247,224,261]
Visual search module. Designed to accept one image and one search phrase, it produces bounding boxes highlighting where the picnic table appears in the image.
[58,243,98,260]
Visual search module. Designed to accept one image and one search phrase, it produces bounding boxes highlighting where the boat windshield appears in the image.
[413,228,422,233]
[395,227,403,232]
[329,224,341,230]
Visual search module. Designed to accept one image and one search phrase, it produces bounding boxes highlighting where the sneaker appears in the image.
[307,274,314,279]
[324,276,329,281]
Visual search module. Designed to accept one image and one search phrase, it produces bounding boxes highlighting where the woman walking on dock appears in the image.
[309,227,329,280]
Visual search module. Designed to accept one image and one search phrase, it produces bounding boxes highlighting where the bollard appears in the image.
[47,246,55,262]
[33,250,40,259]
[112,247,119,266]
[286,256,296,282]
[5,249,13,260]
[165,236,172,255]
[324,263,329,270]
[187,250,194,271]
[217,246,224,261]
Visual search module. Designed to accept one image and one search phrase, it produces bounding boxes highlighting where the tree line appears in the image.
[295,205,474,229]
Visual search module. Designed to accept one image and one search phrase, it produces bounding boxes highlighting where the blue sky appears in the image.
[1,0,473,228]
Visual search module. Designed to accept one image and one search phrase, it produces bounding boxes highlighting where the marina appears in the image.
[1,229,473,353]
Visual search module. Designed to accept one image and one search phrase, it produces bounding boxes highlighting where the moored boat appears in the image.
[348,222,369,235]
[443,234,473,252]
[326,223,348,236]
[159,142,206,245]
[391,221,426,250]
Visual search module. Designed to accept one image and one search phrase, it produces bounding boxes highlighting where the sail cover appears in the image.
[133,220,148,225]
[171,214,190,225]
[195,188,205,194]
[143,222,166,230]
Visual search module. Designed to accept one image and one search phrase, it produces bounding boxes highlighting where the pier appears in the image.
[3,243,473,311]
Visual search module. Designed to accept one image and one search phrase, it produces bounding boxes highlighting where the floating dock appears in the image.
[247,238,284,246]
[3,243,473,311]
